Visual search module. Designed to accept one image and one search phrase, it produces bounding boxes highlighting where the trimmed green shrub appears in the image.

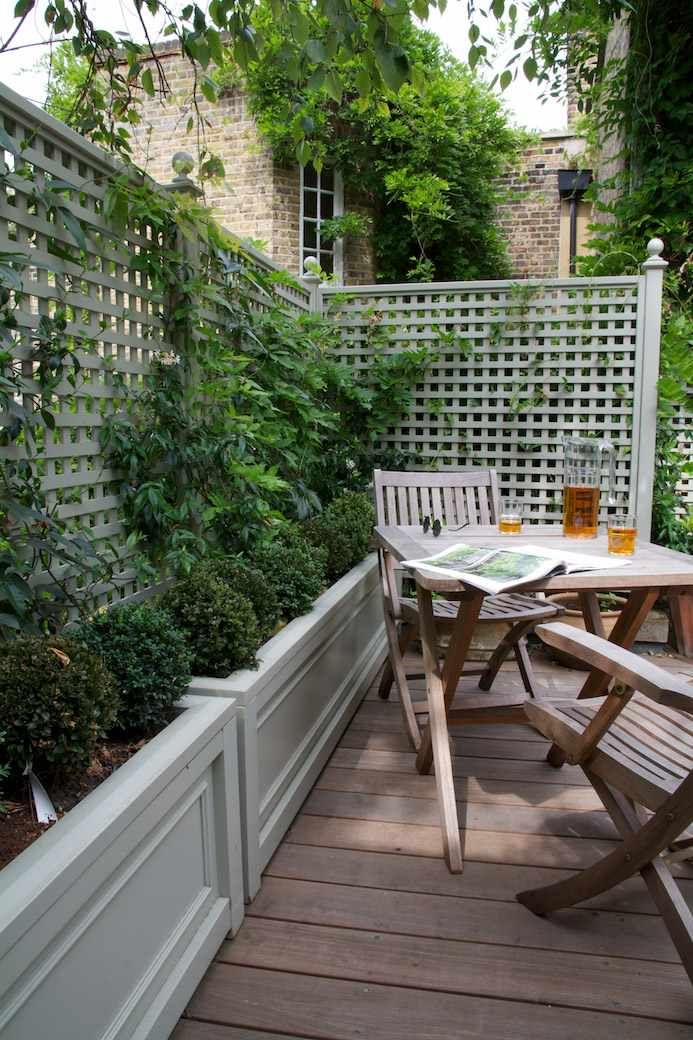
[0,636,118,776]
[74,604,192,734]
[162,577,260,678]
[192,558,281,642]
[252,526,327,620]
[303,492,375,584]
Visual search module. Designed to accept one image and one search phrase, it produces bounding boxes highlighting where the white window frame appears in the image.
[299,166,344,282]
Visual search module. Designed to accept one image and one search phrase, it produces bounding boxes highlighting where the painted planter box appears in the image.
[0,695,243,1040]
[189,553,387,899]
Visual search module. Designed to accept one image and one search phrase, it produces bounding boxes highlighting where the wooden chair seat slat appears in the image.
[605,713,693,774]
[400,594,557,627]
[627,698,693,741]
[564,702,689,770]
[527,694,690,799]
[563,698,692,777]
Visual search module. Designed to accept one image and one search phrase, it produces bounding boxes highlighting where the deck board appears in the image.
[218,917,693,1023]
[176,653,693,1038]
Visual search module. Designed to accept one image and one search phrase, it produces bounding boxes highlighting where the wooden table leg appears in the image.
[546,587,661,768]
[414,584,463,873]
[578,591,606,637]
[578,588,661,699]
[670,590,693,658]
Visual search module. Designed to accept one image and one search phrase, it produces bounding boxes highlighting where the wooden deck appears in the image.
[174,650,693,1039]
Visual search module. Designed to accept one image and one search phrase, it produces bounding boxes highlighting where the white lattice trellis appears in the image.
[321,258,667,537]
[0,82,310,611]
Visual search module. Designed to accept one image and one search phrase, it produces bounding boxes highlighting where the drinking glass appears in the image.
[498,498,522,535]
[608,513,637,556]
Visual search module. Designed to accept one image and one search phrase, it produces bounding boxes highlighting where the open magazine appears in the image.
[403,541,628,595]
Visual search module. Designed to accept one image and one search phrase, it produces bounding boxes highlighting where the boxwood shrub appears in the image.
[252,526,327,620]
[192,557,281,642]
[303,491,375,584]
[0,636,118,776]
[162,576,260,677]
[75,604,192,734]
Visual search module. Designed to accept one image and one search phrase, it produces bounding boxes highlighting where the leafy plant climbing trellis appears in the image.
[0,92,430,638]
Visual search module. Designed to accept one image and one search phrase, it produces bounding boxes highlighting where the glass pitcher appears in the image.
[563,437,616,538]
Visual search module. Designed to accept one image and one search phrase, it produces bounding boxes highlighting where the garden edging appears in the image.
[188,552,386,899]
[0,694,244,1040]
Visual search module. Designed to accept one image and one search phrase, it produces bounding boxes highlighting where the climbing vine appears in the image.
[97,177,430,570]
[0,166,118,636]
[462,0,693,549]
[245,15,528,282]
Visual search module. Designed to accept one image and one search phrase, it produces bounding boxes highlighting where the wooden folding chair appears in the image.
[519,622,693,983]
[374,468,559,749]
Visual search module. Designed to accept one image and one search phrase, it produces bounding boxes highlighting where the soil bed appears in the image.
[0,738,147,870]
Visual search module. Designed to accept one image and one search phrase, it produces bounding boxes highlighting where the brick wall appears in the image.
[343,190,375,284]
[130,48,281,253]
[127,47,374,283]
[496,131,587,278]
[129,47,585,284]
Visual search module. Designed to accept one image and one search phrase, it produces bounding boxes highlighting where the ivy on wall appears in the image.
[5,0,451,170]
[244,16,529,282]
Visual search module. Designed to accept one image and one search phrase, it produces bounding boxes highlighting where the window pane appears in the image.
[320,191,334,220]
[303,222,317,249]
[321,167,334,191]
[303,165,318,188]
[320,251,334,274]
[304,190,317,218]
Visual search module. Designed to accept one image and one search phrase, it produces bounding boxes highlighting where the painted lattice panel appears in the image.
[323,277,642,523]
[0,84,315,614]
[673,394,693,512]
[0,90,175,609]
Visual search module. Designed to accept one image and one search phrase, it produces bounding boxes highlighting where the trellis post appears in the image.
[301,257,323,314]
[633,237,667,541]
[161,152,203,387]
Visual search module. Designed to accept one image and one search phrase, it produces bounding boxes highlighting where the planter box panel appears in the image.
[0,696,243,1040]
[257,613,385,870]
[188,555,387,899]
[257,562,383,810]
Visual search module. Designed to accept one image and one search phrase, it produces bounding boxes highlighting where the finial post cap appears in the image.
[642,237,667,270]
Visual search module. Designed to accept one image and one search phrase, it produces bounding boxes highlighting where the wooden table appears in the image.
[375,523,693,872]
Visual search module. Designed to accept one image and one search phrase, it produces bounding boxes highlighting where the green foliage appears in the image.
[161,577,259,679]
[16,0,448,169]
[252,527,327,620]
[0,733,9,814]
[246,17,527,281]
[464,0,693,552]
[318,213,370,244]
[303,491,374,583]
[99,176,428,571]
[40,41,91,126]
[74,605,192,734]
[0,175,118,638]
[192,557,281,641]
[0,636,118,776]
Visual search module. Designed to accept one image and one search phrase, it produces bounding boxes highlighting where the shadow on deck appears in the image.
[174,650,693,1039]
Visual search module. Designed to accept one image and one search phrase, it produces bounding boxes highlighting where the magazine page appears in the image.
[403,542,627,595]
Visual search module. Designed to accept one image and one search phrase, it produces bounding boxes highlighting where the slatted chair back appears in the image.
[373,469,501,528]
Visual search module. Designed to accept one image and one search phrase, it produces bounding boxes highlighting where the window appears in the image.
[300,165,344,280]
[558,169,593,276]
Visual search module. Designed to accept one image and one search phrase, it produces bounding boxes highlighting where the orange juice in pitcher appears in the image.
[562,437,616,539]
